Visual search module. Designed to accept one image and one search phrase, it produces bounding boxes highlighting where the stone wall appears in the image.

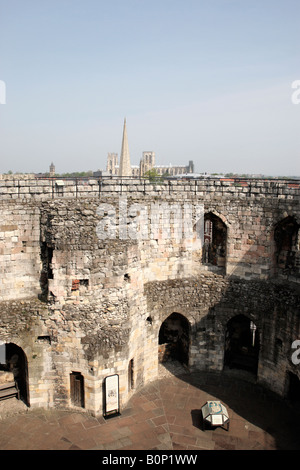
[1,174,300,201]
[144,274,300,396]
[0,176,299,415]
[0,202,41,301]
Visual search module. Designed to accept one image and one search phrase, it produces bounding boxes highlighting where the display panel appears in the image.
[104,374,120,417]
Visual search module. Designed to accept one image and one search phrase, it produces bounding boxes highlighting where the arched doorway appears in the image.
[158,313,190,365]
[224,315,259,375]
[0,343,30,406]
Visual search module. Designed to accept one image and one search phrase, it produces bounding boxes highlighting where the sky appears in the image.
[0,0,299,176]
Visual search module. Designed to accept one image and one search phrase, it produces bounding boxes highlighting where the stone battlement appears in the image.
[0,175,299,200]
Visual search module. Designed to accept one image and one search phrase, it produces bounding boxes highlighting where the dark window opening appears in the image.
[40,242,54,300]
[274,338,283,364]
[124,273,131,282]
[274,216,300,278]
[70,372,84,408]
[128,359,134,391]
[36,336,51,344]
[158,313,190,366]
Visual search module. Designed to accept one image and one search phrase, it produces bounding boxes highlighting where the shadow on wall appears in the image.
[158,312,190,365]
[147,210,300,429]
[272,216,300,280]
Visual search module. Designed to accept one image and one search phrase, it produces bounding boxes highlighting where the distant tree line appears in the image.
[51,171,93,178]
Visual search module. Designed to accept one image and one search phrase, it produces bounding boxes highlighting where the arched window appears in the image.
[274,216,300,278]
[203,213,227,269]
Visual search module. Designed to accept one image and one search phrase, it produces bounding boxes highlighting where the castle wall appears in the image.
[0,201,41,301]
[0,176,299,415]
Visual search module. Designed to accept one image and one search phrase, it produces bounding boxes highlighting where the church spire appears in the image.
[118,118,132,177]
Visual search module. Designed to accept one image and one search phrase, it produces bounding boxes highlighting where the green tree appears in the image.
[143,168,165,183]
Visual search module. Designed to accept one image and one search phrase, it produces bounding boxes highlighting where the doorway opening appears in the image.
[0,343,30,406]
[224,315,259,375]
[158,313,190,366]
[70,372,85,408]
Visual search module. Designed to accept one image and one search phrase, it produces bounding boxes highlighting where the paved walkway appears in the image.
[0,364,299,451]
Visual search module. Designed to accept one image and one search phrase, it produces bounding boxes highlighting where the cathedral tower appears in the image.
[118,118,132,177]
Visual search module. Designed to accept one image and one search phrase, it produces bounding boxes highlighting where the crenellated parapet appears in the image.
[0,174,300,201]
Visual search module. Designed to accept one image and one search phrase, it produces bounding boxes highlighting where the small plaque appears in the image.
[104,374,120,418]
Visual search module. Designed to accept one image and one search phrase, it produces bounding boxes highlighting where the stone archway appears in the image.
[0,343,30,406]
[224,315,260,375]
[158,313,190,366]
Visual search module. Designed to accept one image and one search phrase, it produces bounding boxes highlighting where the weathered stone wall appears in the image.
[144,274,300,395]
[0,176,299,415]
[0,202,41,301]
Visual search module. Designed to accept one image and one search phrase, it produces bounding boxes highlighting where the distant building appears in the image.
[49,162,55,177]
[106,153,118,175]
[118,118,132,177]
[153,160,194,176]
[105,120,194,177]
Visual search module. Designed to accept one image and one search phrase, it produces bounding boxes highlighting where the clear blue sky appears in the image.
[0,0,299,176]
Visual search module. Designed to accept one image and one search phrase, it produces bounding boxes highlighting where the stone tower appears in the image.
[140,151,155,176]
[118,118,131,177]
[106,153,118,175]
[49,162,55,177]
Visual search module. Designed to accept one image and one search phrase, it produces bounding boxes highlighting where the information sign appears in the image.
[104,374,120,417]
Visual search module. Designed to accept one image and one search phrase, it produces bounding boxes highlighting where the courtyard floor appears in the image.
[0,363,299,451]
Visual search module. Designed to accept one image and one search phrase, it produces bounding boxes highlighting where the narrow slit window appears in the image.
[128,359,134,391]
